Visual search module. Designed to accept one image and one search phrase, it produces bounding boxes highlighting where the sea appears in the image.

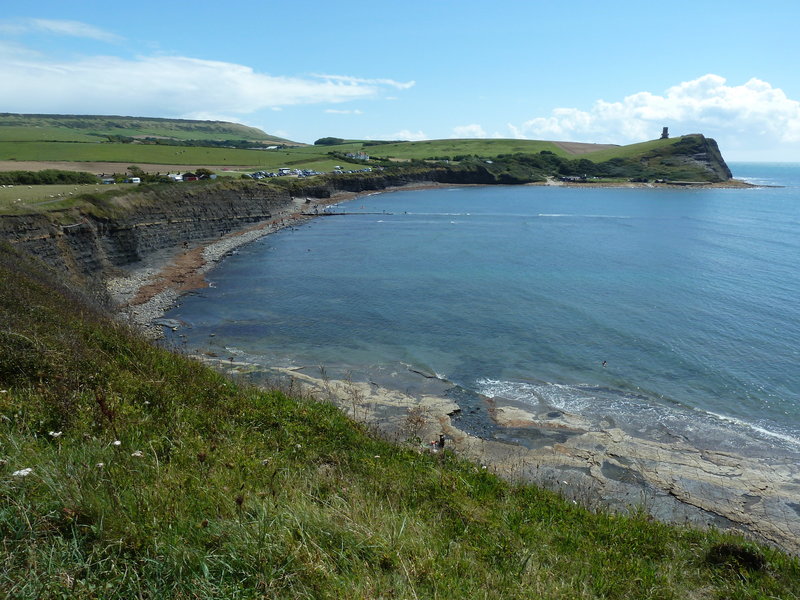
[162,163,800,460]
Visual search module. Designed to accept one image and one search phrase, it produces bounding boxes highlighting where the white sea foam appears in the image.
[476,377,800,454]
[476,378,593,413]
[702,409,800,449]
[403,212,470,216]
[737,176,774,187]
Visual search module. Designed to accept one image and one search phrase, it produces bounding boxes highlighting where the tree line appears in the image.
[0,170,98,185]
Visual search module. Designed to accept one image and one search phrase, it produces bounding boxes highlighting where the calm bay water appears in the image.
[164,163,800,457]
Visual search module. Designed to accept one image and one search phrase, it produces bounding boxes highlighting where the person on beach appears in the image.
[429,434,445,452]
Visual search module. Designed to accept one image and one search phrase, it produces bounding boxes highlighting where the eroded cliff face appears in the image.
[669,135,733,182]
[0,181,295,290]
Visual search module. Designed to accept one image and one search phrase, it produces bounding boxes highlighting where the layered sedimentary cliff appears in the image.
[0,181,295,289]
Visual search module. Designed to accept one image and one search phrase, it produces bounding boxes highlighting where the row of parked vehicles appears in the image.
[247,166,374,179]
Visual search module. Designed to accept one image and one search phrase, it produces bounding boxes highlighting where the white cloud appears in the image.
[28,18,122,43]
[452,124,486,138]
[511,75,800,152]
[0,18,122,43]
[325,109,364,115]
[0,22,27,36]
[313,74,415,90]
[0,48,411,118]
[384,129,428,141]
[0,39,42,58]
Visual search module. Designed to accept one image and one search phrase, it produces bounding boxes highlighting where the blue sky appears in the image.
[2,0,800,160]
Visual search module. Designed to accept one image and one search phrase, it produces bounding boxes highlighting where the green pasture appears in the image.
[288,142,365,156]
[354,138,569,160]
[0,141,325,168]
[0,183,135,214]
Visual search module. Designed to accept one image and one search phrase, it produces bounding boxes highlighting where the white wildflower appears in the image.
[374,455,380,459]
[261,459,270,466]
[49,431,63,438]
[131,450,144,458]
[96,462,105,469]
[12,468,33,477]
[111,440,122,447]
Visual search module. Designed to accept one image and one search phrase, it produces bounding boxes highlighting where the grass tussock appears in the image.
[1,242,799,599]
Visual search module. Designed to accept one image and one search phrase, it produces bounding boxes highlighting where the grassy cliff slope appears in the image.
[0,245,797,598]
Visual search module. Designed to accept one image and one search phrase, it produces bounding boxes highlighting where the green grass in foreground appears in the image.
[1,244,798,598]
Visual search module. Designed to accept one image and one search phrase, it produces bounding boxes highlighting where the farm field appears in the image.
[360,138,569,159]
[0,141,319,168]
[0,144,369,175]
[0,160,273,175]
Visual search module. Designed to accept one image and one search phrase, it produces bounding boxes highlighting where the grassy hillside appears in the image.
[0,113,292,144]
[578,138,678,162]
[1,244,798,598]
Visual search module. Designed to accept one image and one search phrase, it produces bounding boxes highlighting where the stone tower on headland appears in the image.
[661,127,669,139]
